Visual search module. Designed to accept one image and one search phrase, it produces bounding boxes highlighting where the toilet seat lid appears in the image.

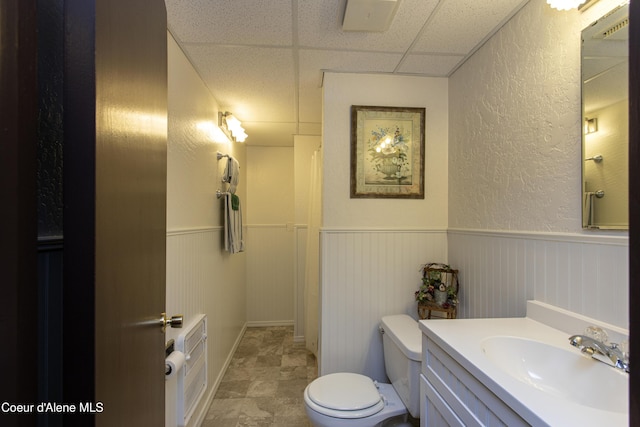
[306,373,384,417]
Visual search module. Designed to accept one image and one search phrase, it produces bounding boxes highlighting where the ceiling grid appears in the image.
[165,0,530,146]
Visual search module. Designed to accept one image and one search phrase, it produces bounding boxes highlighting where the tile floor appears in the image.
[203,326,317,427]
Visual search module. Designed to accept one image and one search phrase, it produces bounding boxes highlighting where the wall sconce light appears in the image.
[546,0,586,10]
[218,111,248,143]
[584,117,598,134]
[197,121,233,144]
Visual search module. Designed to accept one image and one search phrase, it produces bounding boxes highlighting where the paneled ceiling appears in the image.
[166,0,529,146]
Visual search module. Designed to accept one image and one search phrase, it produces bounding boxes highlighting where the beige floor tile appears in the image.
[208,326,317,426]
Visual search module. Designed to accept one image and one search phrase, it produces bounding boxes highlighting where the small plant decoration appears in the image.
[415,263,459,309]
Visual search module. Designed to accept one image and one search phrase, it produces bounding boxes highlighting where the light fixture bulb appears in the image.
[218,111,248,143]
[225,114,242,131]
[546,0,586,11]
[234,129,248,143]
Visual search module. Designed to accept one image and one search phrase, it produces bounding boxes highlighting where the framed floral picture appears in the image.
[350,105,425,198]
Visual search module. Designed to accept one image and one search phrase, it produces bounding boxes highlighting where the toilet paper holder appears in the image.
[165,339,175,376]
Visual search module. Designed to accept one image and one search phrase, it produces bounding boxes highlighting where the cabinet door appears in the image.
[421,374,465,427]
[423,336,529,427]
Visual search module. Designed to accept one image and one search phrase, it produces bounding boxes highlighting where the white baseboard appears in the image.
[246,320,294,328]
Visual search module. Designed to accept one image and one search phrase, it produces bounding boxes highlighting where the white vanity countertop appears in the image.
[419,302,629,427]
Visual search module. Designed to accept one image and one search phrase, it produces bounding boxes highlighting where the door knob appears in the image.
[160,312,183,332]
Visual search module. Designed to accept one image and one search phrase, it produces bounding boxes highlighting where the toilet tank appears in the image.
[380,315,422,418]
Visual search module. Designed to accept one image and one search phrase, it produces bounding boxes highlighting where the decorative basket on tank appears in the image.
[415,263,459,320]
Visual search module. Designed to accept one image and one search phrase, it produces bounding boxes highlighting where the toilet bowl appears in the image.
[304,315,422,427]
[304,373,406,427]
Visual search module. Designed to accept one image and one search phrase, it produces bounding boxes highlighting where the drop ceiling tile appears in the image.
[298,49,404,122]
[297,0,440,52]
[165,0,533,145]
[299,49,403,82]
[396,53,465,76]
[242,121,299,146]
[166,0,292,45]
[412,0,526,54]
[184,44,296,122]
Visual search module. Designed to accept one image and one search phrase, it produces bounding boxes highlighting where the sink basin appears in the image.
[481,336,628,413]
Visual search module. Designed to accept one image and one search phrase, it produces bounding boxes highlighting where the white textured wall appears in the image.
[322,73,449,229]
[166,32,246,426]
[166,37,246,230]
[246,146,293,225]
[243,136,320,334]
[246,146,295,325]
[320,73,449,378]
[448,0,628,327]
[449,0,582,232]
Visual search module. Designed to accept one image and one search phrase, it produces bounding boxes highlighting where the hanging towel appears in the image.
[222,157,240,194]
[583,191,595,227]
[231,194,240,211]
[224,193,244,254]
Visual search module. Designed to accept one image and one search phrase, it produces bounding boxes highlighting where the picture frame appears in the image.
[350,105,425,198]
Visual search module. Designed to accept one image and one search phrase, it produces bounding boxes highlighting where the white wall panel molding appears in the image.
[448,229,628,329]
[319,229,448,380]
[167,226,222,236]
[166,230,246,424]
[448,228,628,246]
[323,226,449,233]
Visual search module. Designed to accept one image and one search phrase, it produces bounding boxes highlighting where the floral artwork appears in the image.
[366,123,412,183]
[351,106,424,198]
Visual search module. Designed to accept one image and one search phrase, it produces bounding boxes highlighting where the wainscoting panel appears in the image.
[166,228,246,427]
[448,229,629,329]
[319,229,448,381]
[246,225,295,325]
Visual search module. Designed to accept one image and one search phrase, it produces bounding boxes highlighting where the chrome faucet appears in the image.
[568,334,630,373]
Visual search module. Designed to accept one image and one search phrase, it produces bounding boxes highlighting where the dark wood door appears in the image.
[63,0,168,425]
[93,1,168,425]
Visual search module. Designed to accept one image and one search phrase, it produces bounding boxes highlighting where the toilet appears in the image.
[304,314,422,427]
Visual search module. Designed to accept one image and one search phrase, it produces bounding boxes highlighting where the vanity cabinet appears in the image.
[418,303,628,426]
[420,335,528,427]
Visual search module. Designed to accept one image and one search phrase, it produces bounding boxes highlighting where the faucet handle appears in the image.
[619,340,630,363]
[584,326,608,344]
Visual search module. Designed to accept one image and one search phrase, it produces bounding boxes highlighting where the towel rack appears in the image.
[216,151,240,198]
[216,152,231,199]
[216,152,230,199]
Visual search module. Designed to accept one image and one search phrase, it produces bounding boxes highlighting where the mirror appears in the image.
[582,3,629,230]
